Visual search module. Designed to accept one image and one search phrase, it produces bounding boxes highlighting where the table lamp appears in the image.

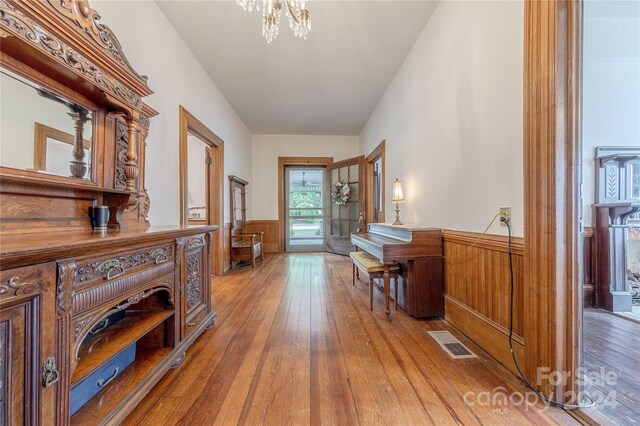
[392,178,405,225]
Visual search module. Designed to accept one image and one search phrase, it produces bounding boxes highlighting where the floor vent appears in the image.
[428,331,477,359]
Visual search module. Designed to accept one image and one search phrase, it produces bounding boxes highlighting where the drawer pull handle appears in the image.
[105,265,124,280]
[42,357,60,388]
[89,318,109,335]
[150,249,168,264]
[98,260,125,281]
[98,366,120,387]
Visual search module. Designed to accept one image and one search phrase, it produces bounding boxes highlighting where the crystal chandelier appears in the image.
[236,0,311,44]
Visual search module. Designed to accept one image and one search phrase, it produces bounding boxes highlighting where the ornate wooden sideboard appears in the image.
[593,146,640,312]
[0,1,217,424]
[1,227,217,424]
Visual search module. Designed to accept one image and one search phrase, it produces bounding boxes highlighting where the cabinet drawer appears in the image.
[70,342,136,415]
[0,263,51,303]
[74,242,175,289]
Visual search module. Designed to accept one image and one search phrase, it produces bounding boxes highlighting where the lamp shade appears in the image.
[392,179,405,202]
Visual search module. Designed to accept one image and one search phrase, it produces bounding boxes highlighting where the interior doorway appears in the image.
[178,106,224,275]
[185,135,211,226]
[578,1,640,423]
[284,167,326,252]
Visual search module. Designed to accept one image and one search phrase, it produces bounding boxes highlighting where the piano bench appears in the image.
[349,251,400,319]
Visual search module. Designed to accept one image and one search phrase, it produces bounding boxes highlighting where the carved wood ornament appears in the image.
[0,0,158,231]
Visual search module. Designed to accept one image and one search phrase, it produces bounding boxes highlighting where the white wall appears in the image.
[251,134,359,219]
[359,0,524,236]
[94,1,252,225]
[582,0,640,227]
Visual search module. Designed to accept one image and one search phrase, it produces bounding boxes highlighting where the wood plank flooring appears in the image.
[124,253,577,425]
[582,309,640,425]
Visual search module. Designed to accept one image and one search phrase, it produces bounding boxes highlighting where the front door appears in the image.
[285,167,326,252]
[327,156,366,255]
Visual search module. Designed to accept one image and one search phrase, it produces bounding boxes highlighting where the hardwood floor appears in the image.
[124,253,577,425]
[582,309,640,425]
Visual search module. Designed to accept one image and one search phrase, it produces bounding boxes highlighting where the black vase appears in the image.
[88,206,110,230]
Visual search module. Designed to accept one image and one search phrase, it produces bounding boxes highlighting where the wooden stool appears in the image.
[349,251,400,320]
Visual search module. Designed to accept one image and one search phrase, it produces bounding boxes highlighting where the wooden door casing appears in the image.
[365,141,385,225]
[179,106,225,276]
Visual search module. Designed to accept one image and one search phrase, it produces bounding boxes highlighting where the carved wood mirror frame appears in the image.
[228,175,248,230]
[0,0,157,233]
[178,105,224,276]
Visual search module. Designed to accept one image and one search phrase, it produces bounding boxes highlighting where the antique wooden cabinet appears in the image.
[0,1,218,424]
[0,263,57,425]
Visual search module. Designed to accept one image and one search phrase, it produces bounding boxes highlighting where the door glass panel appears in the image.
[348,202,359,220]
[289,218,324,245]
[348,164,359,182]
[339,204,348,221]
[331,219,339,235]
[349,183,359,201]
[331,168,338,185]
[285,167,325,252]
[340,220,349,236]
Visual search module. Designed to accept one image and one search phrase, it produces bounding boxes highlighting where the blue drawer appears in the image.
[70,342,136,415]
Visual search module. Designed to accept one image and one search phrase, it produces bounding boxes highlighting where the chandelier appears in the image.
[236,0,311,44]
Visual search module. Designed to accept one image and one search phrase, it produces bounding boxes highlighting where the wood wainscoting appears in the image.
[224,222,232,272]
[442,230,525,374]
[244,220,280,253]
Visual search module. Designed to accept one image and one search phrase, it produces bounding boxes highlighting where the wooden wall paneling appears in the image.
[223,223,232,272]
[442,231,525,374]
[523,0,582,400]
[277,157,333,253]
[178,106,224,276]
[244,220,280,253]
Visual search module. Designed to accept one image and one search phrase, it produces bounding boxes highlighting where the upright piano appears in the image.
[351,223,443,318]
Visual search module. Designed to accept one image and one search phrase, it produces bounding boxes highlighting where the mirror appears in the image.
[233,187,243,222]
[229,176,247,228]
[0,67,94,180]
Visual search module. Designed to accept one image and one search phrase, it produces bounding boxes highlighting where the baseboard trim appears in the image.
[444,295,524,375]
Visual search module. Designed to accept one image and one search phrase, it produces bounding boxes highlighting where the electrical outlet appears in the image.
[499,207,512,227]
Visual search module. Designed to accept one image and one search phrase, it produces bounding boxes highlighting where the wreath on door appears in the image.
[331,181,350,205]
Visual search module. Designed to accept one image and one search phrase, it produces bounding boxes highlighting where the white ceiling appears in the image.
[157,0,439,135]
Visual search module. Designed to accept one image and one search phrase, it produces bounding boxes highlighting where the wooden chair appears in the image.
[231,228,264,268]
[229,175,264,268]
[350,251,400,319]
